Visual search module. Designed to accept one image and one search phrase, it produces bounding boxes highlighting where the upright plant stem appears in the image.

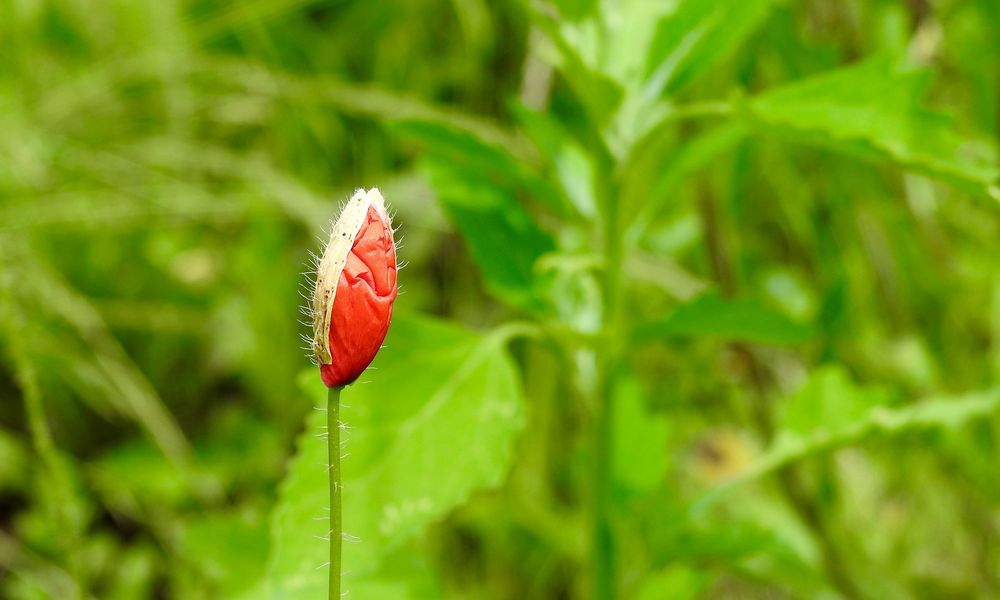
[16,358,83,600]
[327,386,343,600]
[593,174,624,600]
[591,369,614,600]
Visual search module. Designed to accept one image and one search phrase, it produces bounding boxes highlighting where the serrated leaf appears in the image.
[749,57,1000,198]
[636,291,815,345]
[421,156,556,311]
[247,314,525,599]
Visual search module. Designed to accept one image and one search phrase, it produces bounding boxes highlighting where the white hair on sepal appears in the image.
[305,249,321,270]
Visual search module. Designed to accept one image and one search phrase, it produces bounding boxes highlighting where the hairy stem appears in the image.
[328,385,343,600]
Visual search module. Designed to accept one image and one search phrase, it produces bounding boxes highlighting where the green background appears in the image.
[1,0,999,598]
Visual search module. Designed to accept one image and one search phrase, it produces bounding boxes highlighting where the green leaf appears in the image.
[645,0,774,96]
[180,512,269,597]
[749,57,1000,198]
[209,58,524,161]
[612,377,669,494]
[248,313,526,599]
[395,119,571,218]
[621,121,748,230]
[550,0,598,21]
[631,565,707,600]
[697,381,1000,510]
[0,239,195,474]
[511,104,599,220]
[636,291,815,345]
[343,549,438,600]
[777,366,891,437]
[0,427,29,492]
[421,155,556,311]
[529,8,625,124]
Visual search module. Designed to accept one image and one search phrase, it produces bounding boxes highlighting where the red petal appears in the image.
[320,206,397,387]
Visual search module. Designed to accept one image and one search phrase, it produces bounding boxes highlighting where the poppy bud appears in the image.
[311,188,398,388]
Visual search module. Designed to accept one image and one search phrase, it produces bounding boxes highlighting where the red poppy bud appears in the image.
[311,188,397,388]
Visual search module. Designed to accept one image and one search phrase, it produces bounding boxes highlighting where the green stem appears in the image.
[16,359,83,600]
[591,370,613,600]
[593,169,625,600]
[327,386,343,600]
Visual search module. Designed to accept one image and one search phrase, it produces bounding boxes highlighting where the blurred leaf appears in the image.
[181,512,269,597]
[631,565,707,600]
[89,441,191,516]
[622,121,748,230]
[0,428,29,493]
[645,507,841,598]
[778,366,891,437]
[249,313,525,598]
[649,514,808,573]
[396,119,571,218]
[612,377,669,494]
[550,0,598,21]
[635,291,815,345]
[645,0,774,96]
[89,411,281,518]
[530,10,625,123]
[232,59,525,158]
[102,543,157,600]
[699,382,1000,509]
[421,155,556,311]
[0,528,79,600]
[511,104,598,219]
[343,549,439,600]
[0,239,192,468]
[749,57,1000,199]
[538,255,603,333]
[194,0,320,40]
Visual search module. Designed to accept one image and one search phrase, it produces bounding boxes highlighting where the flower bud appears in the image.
[311,188,397,387]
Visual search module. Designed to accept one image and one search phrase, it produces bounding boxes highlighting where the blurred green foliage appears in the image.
[1,0,999,598]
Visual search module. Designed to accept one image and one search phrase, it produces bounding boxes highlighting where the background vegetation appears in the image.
[1,0,999,598]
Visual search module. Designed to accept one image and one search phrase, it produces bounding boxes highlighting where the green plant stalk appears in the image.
[592,175,625,600]
[328,385,343,600]
[16,358,83,600]
[591,366,614,600]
